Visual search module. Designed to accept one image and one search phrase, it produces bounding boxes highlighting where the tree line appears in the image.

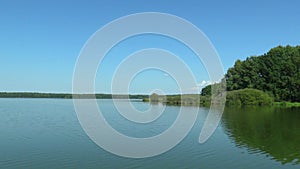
[202,45,300,102]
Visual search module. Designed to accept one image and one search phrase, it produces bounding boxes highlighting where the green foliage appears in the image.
[201,79,226,97]
[199,95,211,107]
[164,94,182,105]
[226,88,273,106]
[225,45,300,102]
[273,101,300,107]
[0,92,73,99]
[201,85,211,96]
[149,94,202,106]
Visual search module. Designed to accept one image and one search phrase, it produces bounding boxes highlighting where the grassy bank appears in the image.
[273,102,300,107]
[144,89,300,107]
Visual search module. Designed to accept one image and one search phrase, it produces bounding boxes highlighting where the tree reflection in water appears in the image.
[222,106,300,165]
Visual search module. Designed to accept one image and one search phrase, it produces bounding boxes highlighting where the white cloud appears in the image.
[197,80,213,88]
[182,79,223,94]
[182,86,200,94]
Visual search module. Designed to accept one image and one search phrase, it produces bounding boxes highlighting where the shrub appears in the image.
[226,88,273,106]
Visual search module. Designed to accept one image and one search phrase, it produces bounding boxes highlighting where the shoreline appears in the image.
[1,92,300,107]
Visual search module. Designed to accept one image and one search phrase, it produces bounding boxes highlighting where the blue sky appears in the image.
[0,0,299,93]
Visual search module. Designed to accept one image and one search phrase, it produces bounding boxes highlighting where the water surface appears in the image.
[0,99,299,168]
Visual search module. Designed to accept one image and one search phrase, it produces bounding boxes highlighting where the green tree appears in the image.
[225,45,300,102]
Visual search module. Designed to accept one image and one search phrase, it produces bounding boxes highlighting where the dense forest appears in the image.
[202,45,300,102]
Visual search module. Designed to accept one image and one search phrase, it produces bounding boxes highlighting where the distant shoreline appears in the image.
[1,92,300,108]
[0,92,148,99]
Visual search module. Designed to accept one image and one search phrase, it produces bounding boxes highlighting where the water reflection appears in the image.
[222,106,300,165]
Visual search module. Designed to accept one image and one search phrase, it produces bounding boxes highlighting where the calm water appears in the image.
[0,98,299,169]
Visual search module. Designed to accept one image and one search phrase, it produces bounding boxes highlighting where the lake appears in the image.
[0,98,299,169]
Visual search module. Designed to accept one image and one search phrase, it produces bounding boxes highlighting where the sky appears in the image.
[0,0,299,94]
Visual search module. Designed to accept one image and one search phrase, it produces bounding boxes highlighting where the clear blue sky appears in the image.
[1,0,299,93]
